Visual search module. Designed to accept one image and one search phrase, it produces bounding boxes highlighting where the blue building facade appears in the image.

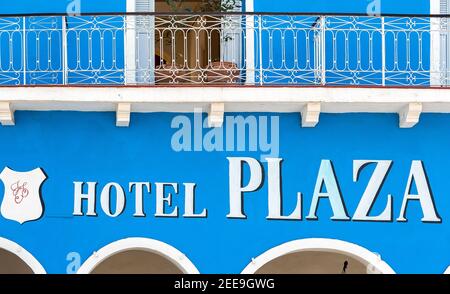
[0,0,449,275]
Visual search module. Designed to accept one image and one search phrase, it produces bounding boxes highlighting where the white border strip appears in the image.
[0,237,46,274]
[77,237,199,274]
[241,238,395,274]
[3,86,450,113]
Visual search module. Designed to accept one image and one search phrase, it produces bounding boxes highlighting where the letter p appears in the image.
[227,157,263,218]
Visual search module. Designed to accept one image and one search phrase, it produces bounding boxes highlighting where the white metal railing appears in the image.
[0,12,449,86]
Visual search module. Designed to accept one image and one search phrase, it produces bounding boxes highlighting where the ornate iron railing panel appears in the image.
[0,13,448,86]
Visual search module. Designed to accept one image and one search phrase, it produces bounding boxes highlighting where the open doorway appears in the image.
[154,1,242,84]
[77,238,199,274]
[128,0,242,84]
[254,251,367,274]
[154,1,222,83]
[0,237,46,274]
[155,0,221,68]
[242,239,395,274]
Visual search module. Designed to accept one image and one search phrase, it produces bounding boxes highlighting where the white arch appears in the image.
[0,237,46,274]
[77,237,199,274]
[241,238,396,274]
[445,266,450,274]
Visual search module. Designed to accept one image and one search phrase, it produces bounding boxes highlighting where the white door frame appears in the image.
[125,0,155,84]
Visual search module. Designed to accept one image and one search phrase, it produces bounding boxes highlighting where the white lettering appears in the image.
[397,161,441,222]
[100,183,125,217]
[266,158,302,220]
[155,183,179,218]
[73,182,97,216]
[353,160,393,221]
[227,157,263,218]
[307,160,350,221]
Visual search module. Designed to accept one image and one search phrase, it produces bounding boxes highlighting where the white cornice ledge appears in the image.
[1,86,450,127]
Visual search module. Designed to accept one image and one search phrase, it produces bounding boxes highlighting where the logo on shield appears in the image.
[0,167,47,224]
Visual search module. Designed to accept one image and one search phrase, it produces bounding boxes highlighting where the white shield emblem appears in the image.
[0,167,47,224]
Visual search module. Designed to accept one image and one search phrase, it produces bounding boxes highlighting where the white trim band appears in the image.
[2,86,450,111]
[3,86,450,127]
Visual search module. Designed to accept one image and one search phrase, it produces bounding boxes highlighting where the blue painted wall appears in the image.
[0,0,125,14]
[254,0,430,14]
[0,111,448,274]
[0,0,432,14]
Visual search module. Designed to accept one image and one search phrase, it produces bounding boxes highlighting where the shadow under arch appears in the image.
[0,237,46,274]
[77,237,199,274]
[241,238,396,274]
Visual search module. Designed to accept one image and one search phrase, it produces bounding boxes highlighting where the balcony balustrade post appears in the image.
[22,17,26,85]
[244,14,256,85]
[62,16,68,85]
[124,15,136,85]
[259,14,263,85]
[382,16,386,86]
[320,16,326,86]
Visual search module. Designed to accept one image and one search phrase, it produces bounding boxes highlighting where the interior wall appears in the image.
[155,0,202,12]
[255,251,368,274]
[91,250,184,274]
[0,249,34,274]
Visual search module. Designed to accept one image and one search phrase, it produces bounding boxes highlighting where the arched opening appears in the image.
[91,250,184,274]
[77,238,199,274]
[242,238,395,274]
[0,237,46,274]
[255,251,368,274]
[0,248,34,274]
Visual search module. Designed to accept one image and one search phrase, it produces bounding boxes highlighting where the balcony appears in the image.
[0,12,448,87]
[1,12,450,128]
